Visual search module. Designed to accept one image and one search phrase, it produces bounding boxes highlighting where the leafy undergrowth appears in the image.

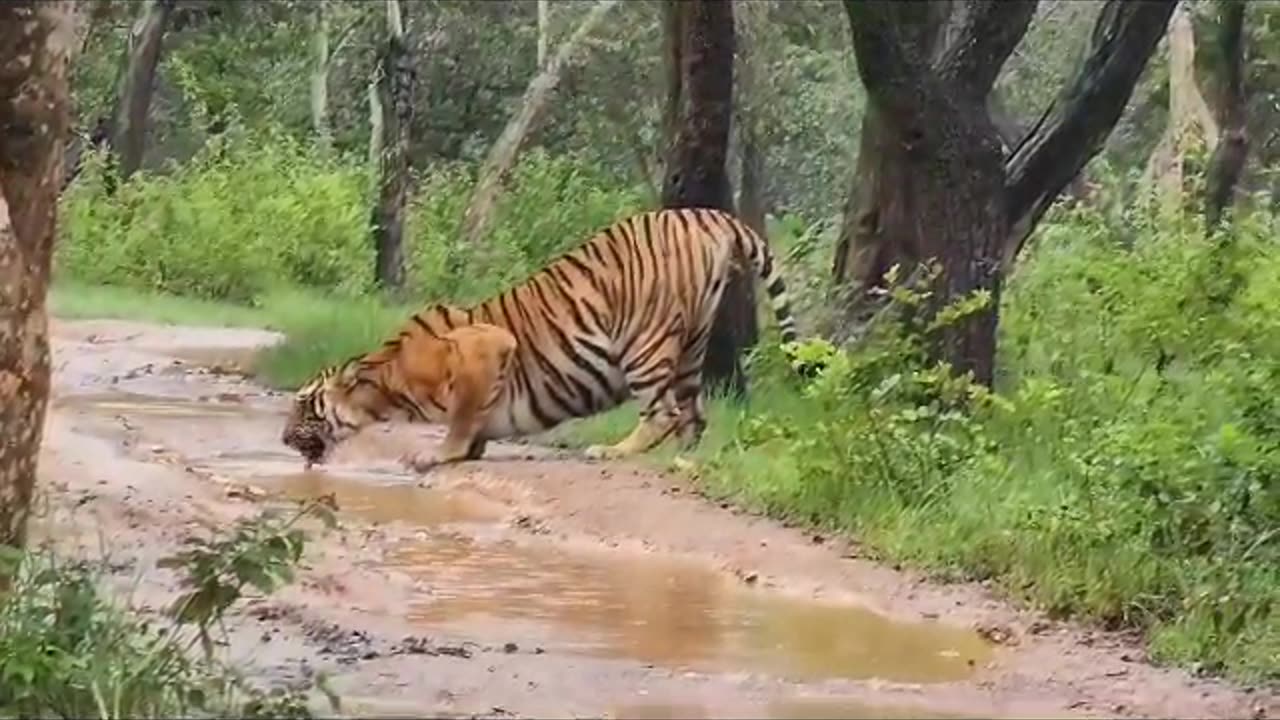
[0,499,340,719]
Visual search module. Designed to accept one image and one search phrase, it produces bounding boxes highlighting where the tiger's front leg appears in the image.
[403,324,515,475]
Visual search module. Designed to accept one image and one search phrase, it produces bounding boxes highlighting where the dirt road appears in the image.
[32,318,1274,719]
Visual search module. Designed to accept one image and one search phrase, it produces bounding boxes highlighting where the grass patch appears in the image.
[51,281,410,390]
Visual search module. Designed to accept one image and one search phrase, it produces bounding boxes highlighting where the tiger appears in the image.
[282,206,806,474]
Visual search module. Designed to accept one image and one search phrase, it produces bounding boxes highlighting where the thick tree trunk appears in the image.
[661,0,750,396]
[371,0,413,293]
[459,0,618,249]
[311,0,332,151]
[1203,0,1248,229]
[0,1,73,560]
[110,0,173,182]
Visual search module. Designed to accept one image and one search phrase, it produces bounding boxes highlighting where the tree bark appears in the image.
[311,0,332,151]
[110,0,173,182]
[371,0,414,293]
[1203,0,1248,230]
[537,0,550,68]
[459,0,619,249]
[661,0,750,396]
[0,1,74,560]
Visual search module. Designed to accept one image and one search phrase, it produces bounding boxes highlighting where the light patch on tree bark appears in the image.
[1143,4,1219,199]
[460,0,619,250]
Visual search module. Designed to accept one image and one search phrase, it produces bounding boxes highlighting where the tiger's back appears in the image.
[412,207,798,447]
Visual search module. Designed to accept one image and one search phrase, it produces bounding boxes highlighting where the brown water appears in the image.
[386,534,990,684]
[222,459,510,527]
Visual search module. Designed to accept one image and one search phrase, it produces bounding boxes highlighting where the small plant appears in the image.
[0,498,340,719]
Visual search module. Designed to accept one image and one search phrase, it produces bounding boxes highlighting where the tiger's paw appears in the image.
[400,452,440,475]
[583,444,621,461]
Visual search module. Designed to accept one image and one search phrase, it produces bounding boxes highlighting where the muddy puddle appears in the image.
[73,387,993,688]
[199,448,992,685]
[199,453,512,528]
[386,533,991,684]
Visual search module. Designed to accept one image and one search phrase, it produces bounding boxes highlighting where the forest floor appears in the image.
[31,317,1277,719]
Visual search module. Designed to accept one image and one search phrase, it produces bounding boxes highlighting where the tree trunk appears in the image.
[0,0,74,562]
[661,0,749,396]
[838,0,1173,385]
[371,0,413,293]
[311,0,332,151]
[459,0,619,249]
[1142,3,1219,201]
[1203,0,1248,229]
[110,0,173,182]
[734,0,767,235]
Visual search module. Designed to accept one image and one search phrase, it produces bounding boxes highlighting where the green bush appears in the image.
[60,133,372,303]
[59,136,647,310]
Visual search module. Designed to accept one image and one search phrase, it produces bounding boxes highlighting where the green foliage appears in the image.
[59,136,645,309]
[0,500,338,719]
[60,134,373,303]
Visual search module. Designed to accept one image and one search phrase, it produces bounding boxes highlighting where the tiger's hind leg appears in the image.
[672,337,710,448]
[585,324,684,460]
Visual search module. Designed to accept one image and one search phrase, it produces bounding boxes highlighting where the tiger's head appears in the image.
[281,357,386,468]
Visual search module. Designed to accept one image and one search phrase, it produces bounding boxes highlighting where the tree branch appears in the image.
[1004,0,1175,262]
[936,0,1038,99]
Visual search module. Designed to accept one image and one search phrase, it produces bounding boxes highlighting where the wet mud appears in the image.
[32,318,1275,719]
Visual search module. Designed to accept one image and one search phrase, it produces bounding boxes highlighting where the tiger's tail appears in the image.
[724,212,799,346]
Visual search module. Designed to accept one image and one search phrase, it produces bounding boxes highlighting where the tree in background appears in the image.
[661,0,756,397]
[460,0,620,250]
[371,0,414,294]
[0,0,74,565]
[110,0,175,182]
[1200,0,1249,229]
[833,0,1175,385]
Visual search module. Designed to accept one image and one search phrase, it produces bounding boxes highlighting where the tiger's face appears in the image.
[281,361,369,468]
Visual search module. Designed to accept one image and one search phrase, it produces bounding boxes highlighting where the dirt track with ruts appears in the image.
[31,317,1276,719]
